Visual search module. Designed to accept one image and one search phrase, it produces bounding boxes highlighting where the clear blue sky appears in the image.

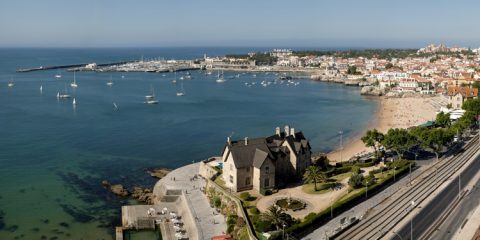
[1,0,479,48]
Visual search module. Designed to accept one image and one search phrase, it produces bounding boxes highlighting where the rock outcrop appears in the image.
[360,86,384,96]
[147,168,170,179]
[131,187,154,204]
[109,184,129,197]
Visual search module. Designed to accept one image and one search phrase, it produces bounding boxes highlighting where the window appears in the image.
[229,175,234,183]
[230,164,233,171]
[264,178,270,187]
[265,166,270,174]
[246,167,250,172]
[245,177,251,185]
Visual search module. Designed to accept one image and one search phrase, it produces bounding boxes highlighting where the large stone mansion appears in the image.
[221,126,312,193]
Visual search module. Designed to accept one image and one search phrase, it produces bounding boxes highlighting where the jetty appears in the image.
[16,61,132,73]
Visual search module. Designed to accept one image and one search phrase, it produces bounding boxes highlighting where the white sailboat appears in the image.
[107,76,113,86]
[72,98,77,106]
[145,85,159,104]
[57,83,71,98]
[176,80,185,96]
[113,102,119,111]
[70,71,78,88]
[7,78,14,87]
[40,85,43,93]
[55,71,62,79]
[216,70,226,83]
[172,72,177,84]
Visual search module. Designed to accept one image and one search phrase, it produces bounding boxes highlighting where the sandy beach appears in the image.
[328,95,448,163]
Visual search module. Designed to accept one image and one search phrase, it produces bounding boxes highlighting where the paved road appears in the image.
[394,155,480,239]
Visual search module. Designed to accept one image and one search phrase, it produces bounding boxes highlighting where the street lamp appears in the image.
[409,162,412,186]
[458,173,461,198]
[393,167,396,181]
[339,131,344,162]
[282,223,286,240]
[410,201,416,240]
[365,181,369,199]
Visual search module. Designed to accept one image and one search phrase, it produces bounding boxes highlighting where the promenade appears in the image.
[152,162,227,240]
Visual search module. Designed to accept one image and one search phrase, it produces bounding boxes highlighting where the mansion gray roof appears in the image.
[224,131,311,169]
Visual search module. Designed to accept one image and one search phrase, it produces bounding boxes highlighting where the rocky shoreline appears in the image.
[102,167,171,204]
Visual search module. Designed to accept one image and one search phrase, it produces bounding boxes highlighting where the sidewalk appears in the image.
[153,162,227,240]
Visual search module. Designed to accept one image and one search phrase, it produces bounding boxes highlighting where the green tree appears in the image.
[261,205,292,230]
[385,63,394,69]
[348,173,364,189]
[462,98,480,116]
[435,112,451,128]
[361,129,385,160]
[421,128,454,160]
[303,166,327,191]
[382,128,417,159]
[347,65,358,74]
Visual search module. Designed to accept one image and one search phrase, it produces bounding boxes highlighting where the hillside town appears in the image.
[201,44,480,110]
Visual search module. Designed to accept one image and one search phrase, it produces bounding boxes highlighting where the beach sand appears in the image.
[327,95,448,163]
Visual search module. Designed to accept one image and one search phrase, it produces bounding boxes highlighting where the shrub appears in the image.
[354,161,376,168]
[325,166,352,177]
[227,214,238,225]
[254,220,274,233]
[259,189,272,196]
[348,173,364,189]
[240,192,251,201]
[249,207,260,215]
[239,192,256,201]
[213,196,221,208]
[351,166,361,174]
[227,224,235,234]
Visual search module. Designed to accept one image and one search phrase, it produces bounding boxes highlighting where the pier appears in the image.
[16,61,132,72]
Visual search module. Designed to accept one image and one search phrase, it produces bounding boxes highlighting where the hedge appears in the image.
[325,166,352,177]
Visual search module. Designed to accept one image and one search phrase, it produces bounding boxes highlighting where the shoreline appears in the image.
[327,95,446,163]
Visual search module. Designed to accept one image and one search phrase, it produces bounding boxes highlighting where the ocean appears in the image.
[0,48,378,239]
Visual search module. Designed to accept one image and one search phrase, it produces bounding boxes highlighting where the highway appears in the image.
[332,134,480,240]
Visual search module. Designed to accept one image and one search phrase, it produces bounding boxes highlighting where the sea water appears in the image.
[0,48,378,239]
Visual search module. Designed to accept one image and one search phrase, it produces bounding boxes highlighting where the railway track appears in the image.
[335,135,480,240]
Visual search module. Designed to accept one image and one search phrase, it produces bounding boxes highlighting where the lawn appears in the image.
[329,172,352,181]
[302,182,334,194]
[338,188,363,202]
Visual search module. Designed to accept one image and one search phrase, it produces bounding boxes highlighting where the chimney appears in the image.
[227,136,231,145]
[275,127,281,136]
[244,137,248,146]
[284,125,290,136]
[290,128,295,138]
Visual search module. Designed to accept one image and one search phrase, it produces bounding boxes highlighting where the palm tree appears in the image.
[303,165,327,191]
[261,205,289,230]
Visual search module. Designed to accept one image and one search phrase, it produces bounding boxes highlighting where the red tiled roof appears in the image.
[447,86,478,97]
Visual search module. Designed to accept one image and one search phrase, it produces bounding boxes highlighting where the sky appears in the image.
[0,0,479,48]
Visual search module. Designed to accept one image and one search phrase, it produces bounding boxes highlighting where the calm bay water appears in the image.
[0,48,378,239]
